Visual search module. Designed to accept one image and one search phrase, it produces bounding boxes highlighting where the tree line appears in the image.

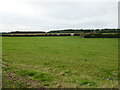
[48,29,120,33]
[1,28,120,34]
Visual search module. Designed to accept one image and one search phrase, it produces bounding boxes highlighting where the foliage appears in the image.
[81,33,119,38]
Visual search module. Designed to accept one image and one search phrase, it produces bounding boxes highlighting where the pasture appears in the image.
[2,36,118,88]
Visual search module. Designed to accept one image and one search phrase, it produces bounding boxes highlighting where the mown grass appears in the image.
[2,36,118,88]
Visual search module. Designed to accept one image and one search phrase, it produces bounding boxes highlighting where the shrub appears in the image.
[82,33,119,38]
[74,33,80,36]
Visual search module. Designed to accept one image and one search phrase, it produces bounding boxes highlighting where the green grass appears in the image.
[2,36,118,88]
[2,74,27,88]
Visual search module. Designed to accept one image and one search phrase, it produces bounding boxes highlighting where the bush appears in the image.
[81,33,119,38]
[74,33,80,36]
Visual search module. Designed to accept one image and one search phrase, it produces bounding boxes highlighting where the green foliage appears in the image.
[48,29,120,33]
[82,33,119,38]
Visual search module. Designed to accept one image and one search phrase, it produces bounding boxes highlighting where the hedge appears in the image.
[81,33,119,38]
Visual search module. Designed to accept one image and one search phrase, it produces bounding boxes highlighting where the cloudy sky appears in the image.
[0,0,119,32]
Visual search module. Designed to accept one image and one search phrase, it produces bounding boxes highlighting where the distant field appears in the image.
[2,36,118,88]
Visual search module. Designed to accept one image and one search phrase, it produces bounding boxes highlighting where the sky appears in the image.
[0,0,119,32]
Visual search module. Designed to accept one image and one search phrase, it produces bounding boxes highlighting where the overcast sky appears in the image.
[0,0,119,32]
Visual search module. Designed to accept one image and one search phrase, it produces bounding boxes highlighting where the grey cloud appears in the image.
[0,1,118,32]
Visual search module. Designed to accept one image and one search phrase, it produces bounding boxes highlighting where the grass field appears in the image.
[2,36,118,88]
